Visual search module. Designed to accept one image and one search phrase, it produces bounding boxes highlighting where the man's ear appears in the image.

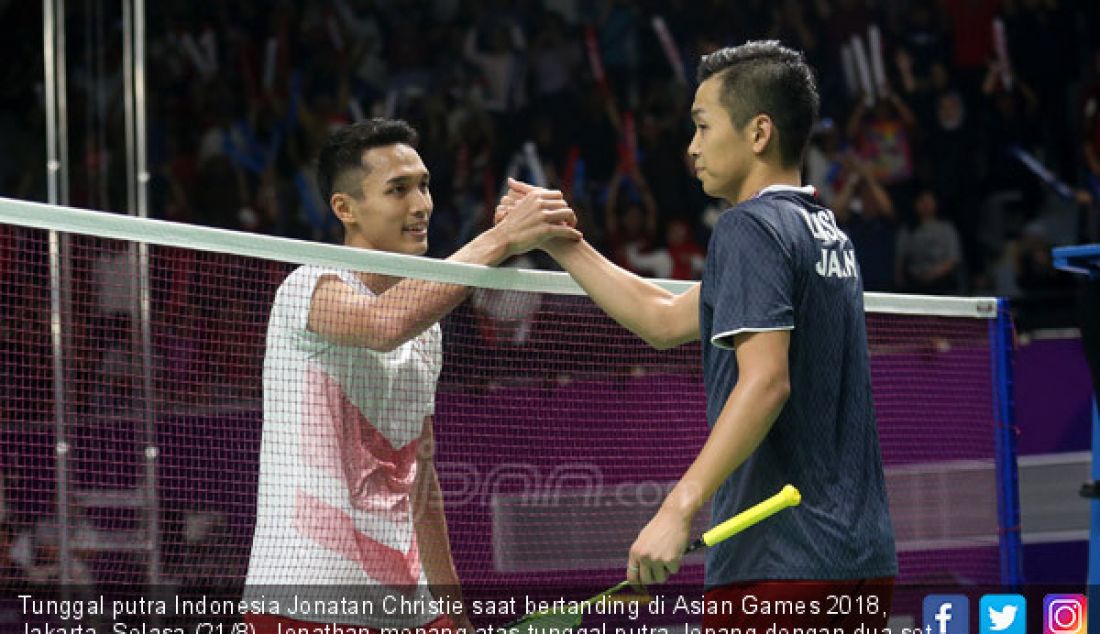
[750,114,776,157]
[330,192,355,226]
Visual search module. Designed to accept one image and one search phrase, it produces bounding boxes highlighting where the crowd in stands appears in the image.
[0,0,1098,323]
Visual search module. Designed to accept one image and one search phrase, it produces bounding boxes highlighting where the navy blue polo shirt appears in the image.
[700,185,897,585]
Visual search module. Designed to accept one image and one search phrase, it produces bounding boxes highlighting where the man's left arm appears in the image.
[413,416,473,632]
[626,330,791,588]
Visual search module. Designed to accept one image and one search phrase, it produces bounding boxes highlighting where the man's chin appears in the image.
[700,178,735,202]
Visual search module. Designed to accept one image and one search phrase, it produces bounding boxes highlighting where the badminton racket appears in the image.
[496,484,802,634]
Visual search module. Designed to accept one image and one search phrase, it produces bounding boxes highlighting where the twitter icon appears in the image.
[981,594,1026,634]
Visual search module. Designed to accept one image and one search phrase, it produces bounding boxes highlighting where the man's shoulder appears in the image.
[282,263,338,282]
[270,266,353,321]
[276,265,349,294]
[719,193,816,240]
[734,187,820,217]
[715,200,770,231]
[276,264,312,285]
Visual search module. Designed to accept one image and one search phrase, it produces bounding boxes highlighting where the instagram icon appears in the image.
[1044,594,1087,634]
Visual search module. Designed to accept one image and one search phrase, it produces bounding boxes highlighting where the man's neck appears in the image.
[342,236,403,294]
[731,165,803,205]
[357,271,401,295]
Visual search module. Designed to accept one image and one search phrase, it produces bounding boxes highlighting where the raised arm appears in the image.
[856,156,894,218]
[503,179,698,349]
[832,170,859,225]
[463,26,488,67]
[631,163,660,237]
[548,238,699,349]
[604,168,623,236]
[885,91,917,129]
[845,99,868,144]
[308,190,579,351]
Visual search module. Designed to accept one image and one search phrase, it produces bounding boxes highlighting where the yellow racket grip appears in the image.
[699,484,801,548]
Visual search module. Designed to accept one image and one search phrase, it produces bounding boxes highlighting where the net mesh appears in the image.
[0,200,1008,612]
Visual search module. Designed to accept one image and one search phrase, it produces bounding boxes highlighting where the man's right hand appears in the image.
[494,178,545,224]
[492,180,581,256]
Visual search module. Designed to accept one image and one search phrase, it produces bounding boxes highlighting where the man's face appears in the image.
[916,191,937,220]
[688,76,752,203]
[341,143,432,255]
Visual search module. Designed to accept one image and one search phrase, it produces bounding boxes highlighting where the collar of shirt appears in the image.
[754,184,817,198]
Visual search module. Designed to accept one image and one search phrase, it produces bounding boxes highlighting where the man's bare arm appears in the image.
[309,190,579,351]
[502,178,699,349]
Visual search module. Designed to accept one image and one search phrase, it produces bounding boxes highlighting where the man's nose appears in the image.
[410,189,432,214]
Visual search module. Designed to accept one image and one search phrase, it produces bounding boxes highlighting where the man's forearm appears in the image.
[545,239,698,349]
[413,463,464,599]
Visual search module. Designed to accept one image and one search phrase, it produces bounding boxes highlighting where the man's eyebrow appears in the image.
[385,171,431,185]
[691,108,706,119]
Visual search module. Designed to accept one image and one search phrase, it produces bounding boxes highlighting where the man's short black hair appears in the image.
[697,41,820,168]
[316,118,419,204]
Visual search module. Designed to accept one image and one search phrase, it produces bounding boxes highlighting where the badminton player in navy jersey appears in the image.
[499,41,896,632]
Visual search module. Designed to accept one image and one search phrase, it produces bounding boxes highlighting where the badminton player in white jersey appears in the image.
[244,118,579,634]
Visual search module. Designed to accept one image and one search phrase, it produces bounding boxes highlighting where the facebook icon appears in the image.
[924,595,970,634]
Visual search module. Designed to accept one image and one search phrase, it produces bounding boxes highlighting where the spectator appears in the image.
[463,18,527,159]
[472,254,543,349]
[332,0,387,101]
[470,254,544,386]
[573,82,623,190]
[636,83,695,217]
[835,153,899,292]
[768,0,823,68]
[896,188,964,294]
[594,0,642,108]
[1012,227,1076,295]
[529,12,582,125]
[1081,49,1100,201]
[666,219,705,281]
[1002,0,1078,178]
[846,90,919,197]
[900,56,955,132]
[895,0,950,83]
[923,89,984,271]
[605,163,671,279]
[823,0,876,55]
[980,59,1041,195]
[940,0,1001,94]
[804,119,846,207]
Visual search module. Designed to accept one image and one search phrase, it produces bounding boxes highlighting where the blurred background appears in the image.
[1,0,1097,325]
